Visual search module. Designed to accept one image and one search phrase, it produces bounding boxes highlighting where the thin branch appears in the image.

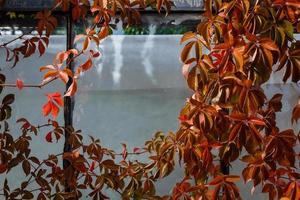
[0,34,24,47]
[37,123,53,129]
[0,26,37,48]
[28,187,43,193]
[0,77,57,89]
[114,151,148,156]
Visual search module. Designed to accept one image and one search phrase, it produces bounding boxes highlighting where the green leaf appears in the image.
[281,20,294,40]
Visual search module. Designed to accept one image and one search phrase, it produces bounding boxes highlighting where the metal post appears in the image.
[63,10,75,193]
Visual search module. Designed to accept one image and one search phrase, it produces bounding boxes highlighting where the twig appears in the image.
[0,34,24,47]
[0,77,57,89]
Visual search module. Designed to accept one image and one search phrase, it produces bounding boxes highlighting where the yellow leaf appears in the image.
[232,47,244,71]
[83,37,90,51]
[225,175,240,183]
[181,41,195,63]
[44,70,58,79]
[180,31,196,44]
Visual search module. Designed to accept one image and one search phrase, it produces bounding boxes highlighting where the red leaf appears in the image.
[90,50,100,58]
[51,103,59,118]
[45,132,52,142]
[16,79,24,90]
[72,6,81,21]
[0,164,7,173]
[77,163,87,173]
[42,101,52,116]
[121,143,127,160]
[89,161,96,172]
[249,118,266,126]
[178,114,188,122]
[133,147,142,153]
[48,92,61,98]
[229,123,242,141]
[43,92,63,118]
[38,41,45,56]
[53,95,64,107]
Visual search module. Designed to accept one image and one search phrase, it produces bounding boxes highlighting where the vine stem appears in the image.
[0,77,57,89]
[0,34,24,47]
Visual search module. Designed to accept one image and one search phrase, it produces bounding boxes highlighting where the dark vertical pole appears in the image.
[220,160,229,175]
[220,108,229,175]
[64,10,75,193]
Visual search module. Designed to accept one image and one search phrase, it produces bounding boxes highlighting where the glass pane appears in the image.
[74,14,196,196]
[0,15,67,191]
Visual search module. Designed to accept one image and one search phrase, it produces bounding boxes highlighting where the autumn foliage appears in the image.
[1,0,300,199]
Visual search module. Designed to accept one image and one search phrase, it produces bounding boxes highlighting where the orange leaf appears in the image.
[56,52,69,64]
[98,26,109,40]
[90,5,101,13]
[232,47,244,71]
[44,70,59,80]
[58,71,69,84]
[157,0,163,12]
[65,79,77,96]
[209,176,224,185]
[181,41,195,63]
[182,64,190,79]
[40,65,55,71]
[180,31,196,44]
[74,34,85,43]
[67,49,79,56]
[292,104,300,124]
[80,58,93,72]
[225,175,240,183]
[261,39,279,52]
[83,37,90,51]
